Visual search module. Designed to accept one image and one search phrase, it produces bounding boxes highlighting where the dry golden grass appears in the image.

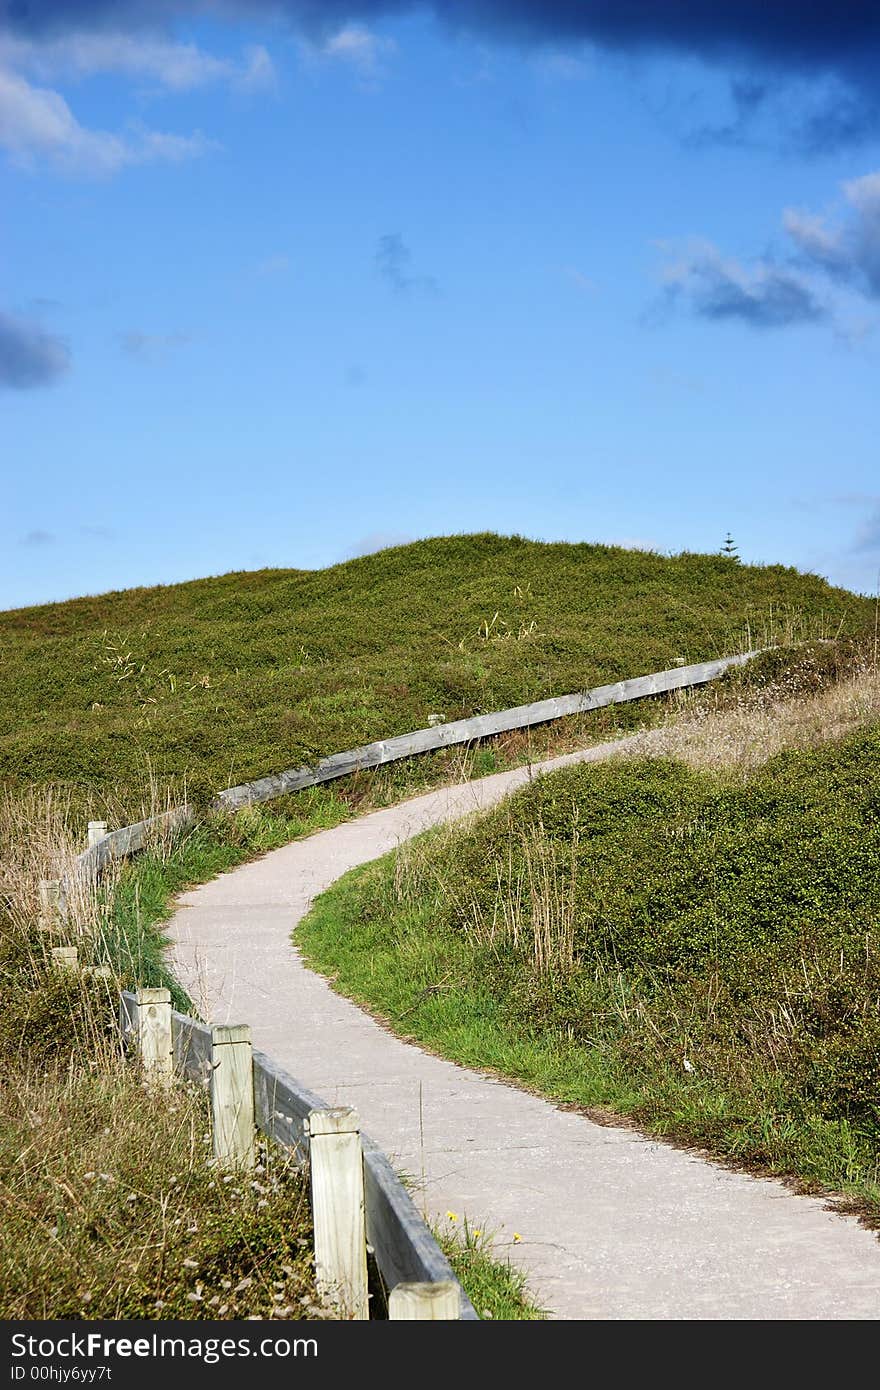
[611,663,880,781]
[0,776,320,1322]
[0,1064,318,1320]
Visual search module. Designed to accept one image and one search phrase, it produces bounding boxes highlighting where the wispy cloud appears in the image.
[0,66,214,176]
[0,32,276,93]
[654,168,880,335]
[118,330,191,360]
[21,529,56,547]
[657,239,826,329]
[321,25,396,80]
[0,308,69,388]
[9,4,880,151]
[785,171,880,298]
[375,234,439,295]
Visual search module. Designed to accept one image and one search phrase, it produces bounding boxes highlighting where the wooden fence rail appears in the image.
[71,651,757,888]
[118,989,476,1321]
[216,652,756,810]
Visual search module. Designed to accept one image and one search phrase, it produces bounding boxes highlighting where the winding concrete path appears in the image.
[167,736,880,1320]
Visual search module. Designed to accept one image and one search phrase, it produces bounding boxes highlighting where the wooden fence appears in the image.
[116,988,476,1320]
[216,651,756,810]
[66,650,757,894]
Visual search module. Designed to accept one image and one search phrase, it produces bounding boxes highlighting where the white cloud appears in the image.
[306,25,397,82]
[785,169,880,297]
[237,45,277,94]
[324,26,395,73]
[0,66,213,176]
[782,208,844,268]
[0,32,276,93]
[659,237,826,328]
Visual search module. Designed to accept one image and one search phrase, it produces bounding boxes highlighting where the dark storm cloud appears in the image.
[7,5,880,151]
[7,3,880,70]
[0,309,69,388]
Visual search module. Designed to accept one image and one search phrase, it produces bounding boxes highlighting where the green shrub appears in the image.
[299,722,880,1203]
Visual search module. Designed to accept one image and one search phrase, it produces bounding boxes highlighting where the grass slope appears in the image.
[298,724,880,1216]
[1,533,868,821]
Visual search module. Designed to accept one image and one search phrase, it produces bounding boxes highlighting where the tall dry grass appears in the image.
[620,662,880,780]
[0,774,320,1320]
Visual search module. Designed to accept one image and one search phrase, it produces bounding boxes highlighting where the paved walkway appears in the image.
[168,736,880,1319]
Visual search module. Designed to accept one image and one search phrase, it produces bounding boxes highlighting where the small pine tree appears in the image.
[721,532,739,560]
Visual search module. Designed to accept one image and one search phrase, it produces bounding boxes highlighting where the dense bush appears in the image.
[300,724,880,1198]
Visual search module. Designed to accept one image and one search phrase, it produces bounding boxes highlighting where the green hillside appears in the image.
[1,533,870,818]
[299,725,880,1211]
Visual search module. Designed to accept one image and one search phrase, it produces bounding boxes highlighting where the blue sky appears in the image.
[2,2,880,609]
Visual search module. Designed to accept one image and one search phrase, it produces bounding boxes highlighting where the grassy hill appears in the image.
[298,718,880,1215]
[1,533,871,821]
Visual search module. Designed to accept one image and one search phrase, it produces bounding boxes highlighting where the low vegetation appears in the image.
[0,919,320,1319]
[438,1218,545,1321]
[0,782,538,1319]
[298,653,880,1219]
[1,533,869,822]
[1,1062,319,1320]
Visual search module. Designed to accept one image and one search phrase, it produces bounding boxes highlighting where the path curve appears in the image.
[168,734,880,1320]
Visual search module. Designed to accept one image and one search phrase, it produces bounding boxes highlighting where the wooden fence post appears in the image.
[307,1106,369,1320]
[50,945,78,970]
[210,1024,255,1170]
[38,878,63,933]
[134,987,173,1086]
[389,1281,461,1320]
[87,820,108,849]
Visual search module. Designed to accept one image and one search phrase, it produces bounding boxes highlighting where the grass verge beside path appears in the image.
[438,1220,545,1320]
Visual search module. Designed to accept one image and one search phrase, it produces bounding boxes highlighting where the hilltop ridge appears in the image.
[0,533,870,816]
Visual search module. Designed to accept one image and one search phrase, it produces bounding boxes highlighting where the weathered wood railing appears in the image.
[118,988,476,1321]
[216,652,756,810]
[59,651,757,896]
